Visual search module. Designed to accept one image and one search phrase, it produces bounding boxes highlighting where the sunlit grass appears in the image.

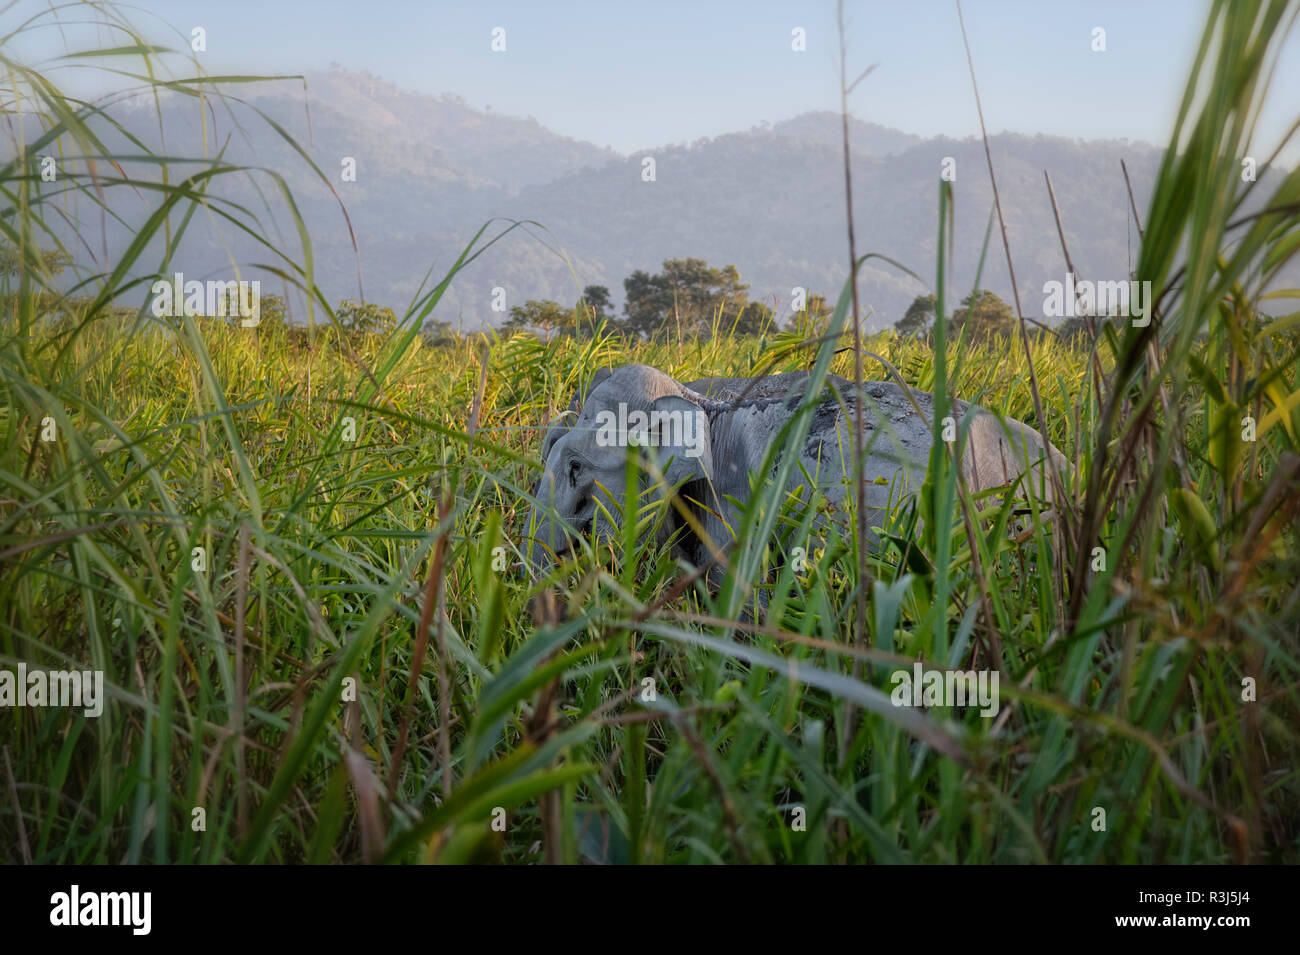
[1,0,1297,864]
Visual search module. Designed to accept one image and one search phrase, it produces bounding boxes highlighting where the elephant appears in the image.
[526,363,1067,578]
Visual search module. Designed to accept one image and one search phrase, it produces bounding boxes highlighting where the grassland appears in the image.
[1,0,1299,864]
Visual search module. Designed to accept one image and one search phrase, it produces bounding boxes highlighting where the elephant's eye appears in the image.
[568,459,581,488]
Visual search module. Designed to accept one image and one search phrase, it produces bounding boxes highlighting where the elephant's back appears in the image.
[685,371,827,404]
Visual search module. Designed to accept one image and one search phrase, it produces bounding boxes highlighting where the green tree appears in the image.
[895,294,936,337]
[504,298,570,338]
[574,284,612,337]
[733,300,774,336]
[250,293,287,329]
[786,291,834,337]
[421,318,458,347]
[804,293,833,322]
[0,242,72,278]
[951,289,1015,339]
[579,284,611,318]
[205,287,285,329]
[1057,316,1092,340]
[623,258,749,339]
[335,299,398,334]
[623,269,671,339]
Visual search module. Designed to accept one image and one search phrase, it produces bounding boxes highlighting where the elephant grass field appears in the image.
[3,0,1300,864]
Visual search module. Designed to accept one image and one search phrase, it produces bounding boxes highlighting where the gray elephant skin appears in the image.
[526,364,1067,576]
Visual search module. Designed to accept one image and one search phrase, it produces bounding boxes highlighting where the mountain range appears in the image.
[52,68,1295,331]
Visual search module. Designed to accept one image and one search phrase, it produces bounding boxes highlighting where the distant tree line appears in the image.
[503,258,818,341]
[892,290,1019,340]
[500,258,1079,344]
[8,241,1283,348]
[892,288,1136,342]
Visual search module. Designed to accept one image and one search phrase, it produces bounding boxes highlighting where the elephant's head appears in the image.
[526,365,725,576]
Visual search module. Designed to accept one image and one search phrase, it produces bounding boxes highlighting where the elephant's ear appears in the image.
[541,367,614,461]
[647,394,714,490]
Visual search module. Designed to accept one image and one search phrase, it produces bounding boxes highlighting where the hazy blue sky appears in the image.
[17,1,1300,160]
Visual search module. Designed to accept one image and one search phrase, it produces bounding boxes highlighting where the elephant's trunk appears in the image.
[526,471,562,578]
[527,515,552,577]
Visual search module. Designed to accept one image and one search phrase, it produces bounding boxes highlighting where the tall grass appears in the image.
[1,0,1297,864]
